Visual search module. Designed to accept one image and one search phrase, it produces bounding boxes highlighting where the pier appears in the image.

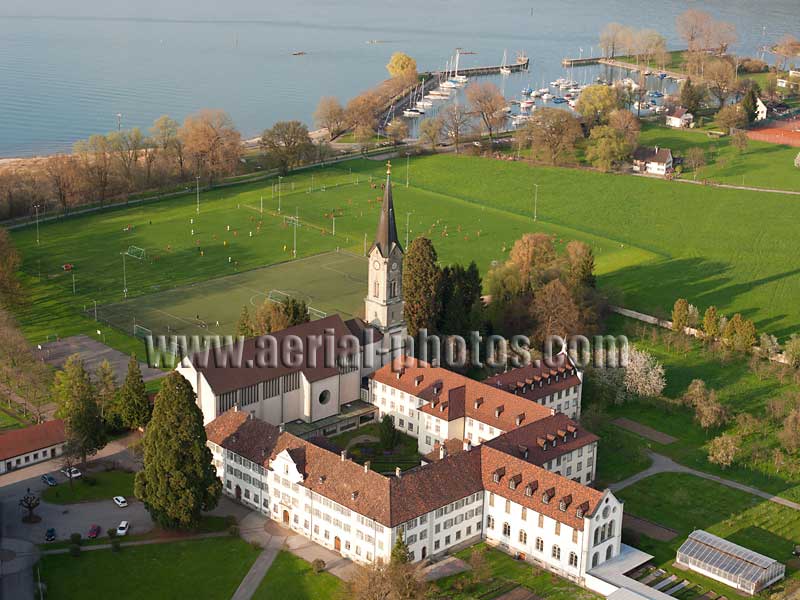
[433,55,530,77]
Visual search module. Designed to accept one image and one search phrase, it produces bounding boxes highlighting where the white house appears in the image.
[0,420,66,474]
[632,146,673,176]
[205,408,623,583]
[665,107,693,129]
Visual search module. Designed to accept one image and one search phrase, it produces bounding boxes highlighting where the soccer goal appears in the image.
[307,306,327,319]
[267,289,291,304]
[133,324,152,340]
[125,245,146,260]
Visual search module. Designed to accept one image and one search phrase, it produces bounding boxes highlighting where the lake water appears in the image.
[0,0,796,157]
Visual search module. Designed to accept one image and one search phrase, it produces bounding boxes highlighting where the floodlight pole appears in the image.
[196,176,200,215]
[278,176,283,213]
[71,271,76,295]
[34,204,40,246]
[406,212,412,248]
[93,300,97,321]
[533,183,539,222]
[293,207,298,258]
[121,252,127,298]
[406,154,410,188]
[332,214,336,236]
[260,195,263,215]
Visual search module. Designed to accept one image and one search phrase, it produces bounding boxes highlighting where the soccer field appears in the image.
[96,250,368,337]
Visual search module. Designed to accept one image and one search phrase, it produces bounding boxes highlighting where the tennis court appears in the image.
[93,250,368,337]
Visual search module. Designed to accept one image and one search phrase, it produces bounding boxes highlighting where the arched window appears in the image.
[535,537,544,552]
[606,545,613,561]
[608,521,615,538]
[592,552,599,568]
[374,281,379,298]
[594,529,600,545]
[569,552,578,567]
[486,516,495,530]
[519,530,527,544]
[552,545,561,560]
[502,522,511,536]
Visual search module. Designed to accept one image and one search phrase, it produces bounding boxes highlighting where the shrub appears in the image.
[82,476,97,486]
[69,533,82,546]
[107,528,117,539]
[311,559,326,573]
[228,524,240,537]
[68,544,80,557]
[111,540,121,553]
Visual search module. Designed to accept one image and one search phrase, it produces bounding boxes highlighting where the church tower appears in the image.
[365,162,405,339]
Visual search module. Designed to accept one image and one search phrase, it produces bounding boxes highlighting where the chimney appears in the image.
[340,450,347,462]
[279,422,285,433]
[364,461,370,473]
[463,440,472,452]
[439,445,447,460]
[248,412,254,420]
[233,404,239,412]
[395,467,402,478]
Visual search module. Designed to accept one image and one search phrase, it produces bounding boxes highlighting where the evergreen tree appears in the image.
[284,298,310,326]
[679,77,704,115]
[235,305,254,337]
[439,262,484,338]
[134,372,221,529]
[741,87,759,123]
[703,306,720,338]
[53,355,106,466]
[119,355,151,430]
[391,532,411,565]
[402,237,442,338]
[94,360,117,422]
[672,298,690,331]
[566,241,596,290]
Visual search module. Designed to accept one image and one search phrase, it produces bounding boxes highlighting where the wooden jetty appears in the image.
[433,55,529,77]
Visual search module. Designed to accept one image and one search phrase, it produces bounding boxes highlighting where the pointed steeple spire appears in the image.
[373,161,402,256]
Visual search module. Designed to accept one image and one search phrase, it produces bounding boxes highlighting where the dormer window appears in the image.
[576,508,584,518]
[509,479,516,490]
[493,473,500,483]
[495,405,504,418]
[525,485,533,497]
[559,500,566,511]
[474,397,484,409]
[352,491,359,500]
[542,493,550,504]
[414,375,424,387]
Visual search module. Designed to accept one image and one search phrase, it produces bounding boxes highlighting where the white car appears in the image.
[113,496,128,508]
[60,467,82,479]
[116,521,130,536]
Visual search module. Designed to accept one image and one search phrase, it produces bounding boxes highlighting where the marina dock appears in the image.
[433,56,530,77]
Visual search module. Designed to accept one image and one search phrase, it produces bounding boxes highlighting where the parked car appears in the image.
[88,524,101,539]
[45,528,56,542]
[59,467,82,479]
[41,474,57,487]
[113,496,128,508]
[116,521,130,536]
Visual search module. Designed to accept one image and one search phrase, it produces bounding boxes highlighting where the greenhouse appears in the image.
[676,530,785,595]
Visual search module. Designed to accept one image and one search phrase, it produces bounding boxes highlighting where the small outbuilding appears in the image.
[676,530,785,596]
[632,146,673,176]
[0,419,66,473]
[665,107,693,128]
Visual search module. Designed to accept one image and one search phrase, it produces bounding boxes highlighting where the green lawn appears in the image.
[0,405,30,431]
[593,315,800,500]
[42,469,135,505]
[10,151,800,361]
[430,543,600,600]
[618,472,800,600]
[254,551,344,600]
[593,423,653,488]
[638,122,800,191]
[39,537,260,600]
[330,423,422,473]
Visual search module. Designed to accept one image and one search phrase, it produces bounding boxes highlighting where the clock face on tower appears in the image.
[373,260,380,270]
[391,262,398,271]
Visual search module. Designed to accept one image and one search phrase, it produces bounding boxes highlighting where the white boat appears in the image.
[519,99,534,109]
[512,113,531,125]
[537,87,549,94]
[416,99,433,108]
[451,49,468,84]
[403,108,422,117]
[541,92,552,101]
[568,99,577,108]
[500,49,511,75]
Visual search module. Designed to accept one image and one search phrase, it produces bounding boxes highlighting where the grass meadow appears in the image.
[10,151,800,358]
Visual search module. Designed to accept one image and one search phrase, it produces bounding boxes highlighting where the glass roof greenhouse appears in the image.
[676,530,785,595]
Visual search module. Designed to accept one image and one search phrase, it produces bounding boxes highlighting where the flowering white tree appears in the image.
[624,348,666,398]
[794,151,800,169]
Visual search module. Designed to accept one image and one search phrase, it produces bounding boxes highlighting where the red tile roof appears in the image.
[484,414,598,467]
[0,420,65,461]
[373,358,553,431]
[205,409,281,465]
[481,445,603,530]
[484,356,581,404]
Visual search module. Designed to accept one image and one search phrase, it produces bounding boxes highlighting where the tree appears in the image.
[19,489,41,523]
[53,355,106,466]
[672,299,690,331]
[679,78,705,115]
[731,129,749,153]
[708,434,739,468]
[379,415,400,451]
[284,298,310,327]
[779,408,800,453]
[0,227,23,307]
[466,82,506,140]
[723,313,756,352]
[608,109,640,146]
[235,305,255,338]
[254,300,290,335]
[313,96,346,140]
[705,60,737,107]
[469,547,491,584]
[774,34,800,71]
[74,134,113,206]
[438,262,483,339]
[118,355,151,430]
[509,233,556,289]
[385,119,409,146]
[418,117,443,151]
[676,9,712,51]
[94,360,117,423]
[386,52,417,78]
[526,108,582,165]
[151,115,185,178]
[531,279,581,346]
[741,87,759,124]
[784,334,800,368]
[346,93,381,132]
[442,104,471,153]
[44,154,79,215]
[585,125,630,172]
[575,85,621,128]
[695,389,727,430]
[566,240,597,290]
[599,23,629,58]
[764,74,778,101]
[135,372,222,529]
[391,533,411,565]
[109,128,144,192]
[260,121,313,173]
[624,348,666,397]
[179,109,242,185]
[402,237,442,337]
[685,147,707,179]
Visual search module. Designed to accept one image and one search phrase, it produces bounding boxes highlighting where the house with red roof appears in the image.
[0,420,66,474]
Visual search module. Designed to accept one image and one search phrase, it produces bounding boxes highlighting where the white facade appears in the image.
[0,442,65,474]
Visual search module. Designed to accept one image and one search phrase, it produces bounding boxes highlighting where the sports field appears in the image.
[9,151,800,354]
[98,250,368,336]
